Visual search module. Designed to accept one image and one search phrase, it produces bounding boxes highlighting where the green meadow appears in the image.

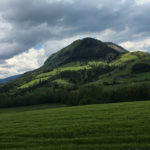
[1,101,150,150]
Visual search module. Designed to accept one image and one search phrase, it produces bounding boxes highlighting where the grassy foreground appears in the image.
[1,101,150,150]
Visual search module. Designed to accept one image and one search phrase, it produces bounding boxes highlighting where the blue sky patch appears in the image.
[34,44,43,50]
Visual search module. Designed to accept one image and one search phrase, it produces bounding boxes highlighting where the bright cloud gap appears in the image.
[0,48,46,79]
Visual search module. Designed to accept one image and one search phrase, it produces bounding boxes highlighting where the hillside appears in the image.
[44,38,127,69]
[1,101,150,150]
[1,38,150,107]
[0,38,127,90]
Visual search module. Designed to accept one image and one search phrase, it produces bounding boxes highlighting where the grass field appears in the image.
[1,101,150,150]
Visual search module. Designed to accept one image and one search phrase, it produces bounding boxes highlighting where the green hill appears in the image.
[1,38,150,107]
[1,101,150,150]
[44,37,127,70]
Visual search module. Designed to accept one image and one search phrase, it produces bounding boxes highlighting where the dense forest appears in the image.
[0,83,150,107]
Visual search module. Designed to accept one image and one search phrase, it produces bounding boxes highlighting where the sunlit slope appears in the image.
[15,51,150,91]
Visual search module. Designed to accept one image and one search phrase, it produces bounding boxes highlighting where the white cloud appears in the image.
[0,48,46,79]
[120,38,150,51]
[96,27,132,43]
[97,4,103,9]
[136,0,150,5]
[46,0,74,4]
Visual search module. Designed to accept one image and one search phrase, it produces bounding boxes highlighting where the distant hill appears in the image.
[0,75,21,84]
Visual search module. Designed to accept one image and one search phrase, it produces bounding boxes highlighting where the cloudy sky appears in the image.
[0,0,150,78]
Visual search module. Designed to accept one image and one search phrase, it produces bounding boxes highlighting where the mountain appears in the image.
[1,37,150,107]
[0,74,21,84]
[44,38,127,70]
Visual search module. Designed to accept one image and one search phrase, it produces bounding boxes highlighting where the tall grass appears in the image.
[1,101,150,149]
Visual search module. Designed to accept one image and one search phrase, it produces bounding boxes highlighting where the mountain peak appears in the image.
[79,37,103,45]
[44,38,128,69]
[81,37,100,42]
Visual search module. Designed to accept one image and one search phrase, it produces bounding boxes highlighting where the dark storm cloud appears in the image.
[0,0,150,60]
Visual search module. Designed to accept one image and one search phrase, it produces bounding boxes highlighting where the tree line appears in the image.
[0,83,150,108]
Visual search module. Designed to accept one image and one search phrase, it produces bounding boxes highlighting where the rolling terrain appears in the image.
[1,37,150,107]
